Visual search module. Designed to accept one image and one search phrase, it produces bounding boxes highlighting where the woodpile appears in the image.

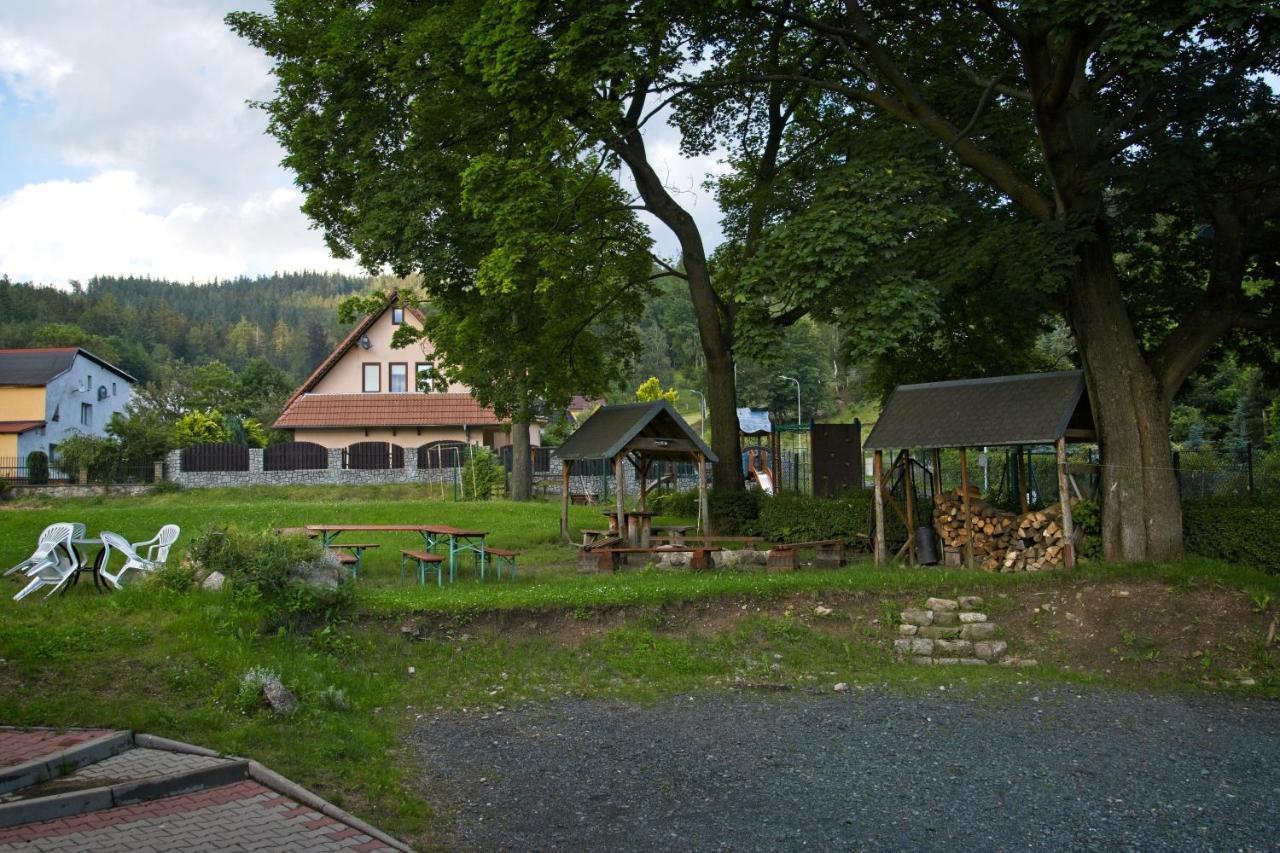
[932,487,1077,572]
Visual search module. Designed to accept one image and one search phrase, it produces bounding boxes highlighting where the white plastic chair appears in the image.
[5,523,76,578]
[12,526,79,600]
[97,525,179,589]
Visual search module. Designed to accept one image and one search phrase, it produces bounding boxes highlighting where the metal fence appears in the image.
[0,455,157,485]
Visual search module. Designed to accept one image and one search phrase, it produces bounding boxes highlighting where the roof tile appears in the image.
[274,393,503,429]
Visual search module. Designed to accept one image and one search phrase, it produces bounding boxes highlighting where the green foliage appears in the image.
[235,666,283,714]
[25,451,48,486]
[649,490,699,518]
[635,377,679,405]
[752,492,873,549]
[1183,502,1280,575]
[107,406,174,465]
[1071,499,1103,561]
[186,524,354,629]
[174,410,229,447]
[151,559,198,593]
[0,478,9,500]
[460,447,506,501]
[54,433,123,483]
[709,490,762,536]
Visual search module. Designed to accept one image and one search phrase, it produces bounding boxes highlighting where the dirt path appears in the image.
[411,687,1280,852]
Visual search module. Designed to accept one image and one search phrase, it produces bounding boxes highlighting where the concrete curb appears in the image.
[0,760,249,829]
[133,733,223,758]
[0,730,133,796]
[246,761,413,853]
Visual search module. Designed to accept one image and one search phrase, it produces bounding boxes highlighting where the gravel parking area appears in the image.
[411,686,1280,851]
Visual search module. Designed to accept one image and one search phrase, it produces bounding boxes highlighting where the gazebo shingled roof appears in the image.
[864,370,1095,450]
[554,401,717,463]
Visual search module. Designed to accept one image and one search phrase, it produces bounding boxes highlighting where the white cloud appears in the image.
[0,170,359,283]
[0,29,72,101]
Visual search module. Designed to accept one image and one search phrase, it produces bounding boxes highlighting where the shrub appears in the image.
[1183,501,1280,574]
[26,451,48,485]
[152,559,198,593]
[174,410,229,447]
[460,447,506,500]
[709,489,761,535]
[1071,498,1103,560]
[150,479,182,495]
[751,491,873,549]
[649,489,699,518]
[186,524,354,629]
[236,666,280,713]
[0,477,9,501]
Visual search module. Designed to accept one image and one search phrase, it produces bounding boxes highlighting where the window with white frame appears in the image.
[363,363,381,392]
[80,403,92,425]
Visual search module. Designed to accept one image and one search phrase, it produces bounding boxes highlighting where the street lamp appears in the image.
[685,389,707,440]
[778,375,801,426]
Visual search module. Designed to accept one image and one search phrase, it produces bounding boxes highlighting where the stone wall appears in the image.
[893,596,1035,667]
[535,457,707,499]
[7,483,153,499]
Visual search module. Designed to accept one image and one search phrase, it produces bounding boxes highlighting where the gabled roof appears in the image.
[281,293,425,411]
[0,420,45,434]
[274,393,503,429]
[864,370,1095,450]
[554,401,717,462]
[0,347,136,386]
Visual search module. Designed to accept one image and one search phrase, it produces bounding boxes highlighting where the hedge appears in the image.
[750,491,874,550]
[1183,501,1280,574]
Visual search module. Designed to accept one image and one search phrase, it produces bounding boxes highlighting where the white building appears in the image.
[0,347,136,462]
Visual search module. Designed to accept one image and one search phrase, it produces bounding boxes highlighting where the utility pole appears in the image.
[778,375,801,426]
[686,389,707,440]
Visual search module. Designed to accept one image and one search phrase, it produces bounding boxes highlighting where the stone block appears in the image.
[956,658,988,665]
[925,597,959,612]
[893,639,913,655]
[934,639,973,656]
[900,609,934,626]
[960,622,997,641]
[909,656,934,665]
[917,626,961,639]
[933,657,961,665]
[898,624,919,636]
[959,612,988,623]
[974,641,1008,661]
[932,612,960,626]
[909,638,934,656]
[958,596,984,609]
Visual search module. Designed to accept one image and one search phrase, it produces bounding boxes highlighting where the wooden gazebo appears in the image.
[553,401,718,542]
[864,371,1097,570]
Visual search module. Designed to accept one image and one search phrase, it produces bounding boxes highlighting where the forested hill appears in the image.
[0,272,372,384]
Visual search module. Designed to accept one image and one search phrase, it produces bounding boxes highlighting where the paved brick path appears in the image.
[0,780,396,851]
[0,730,111,767]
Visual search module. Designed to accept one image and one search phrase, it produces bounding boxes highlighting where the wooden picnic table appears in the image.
[306,524,491,580]
[650,524,696,545]
[602,510,656,547]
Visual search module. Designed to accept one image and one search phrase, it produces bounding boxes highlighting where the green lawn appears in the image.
[1,485,1277,849]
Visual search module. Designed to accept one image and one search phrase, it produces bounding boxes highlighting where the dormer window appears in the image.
[392,307,405,325]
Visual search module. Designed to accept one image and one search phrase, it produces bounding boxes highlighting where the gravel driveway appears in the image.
[410,686,1280,851]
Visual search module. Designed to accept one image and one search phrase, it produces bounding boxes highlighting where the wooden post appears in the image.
[958,447,974,570]
[872,450,885,566]
[696,452,710,535]
[904,452,916,565]
[930,448,943,500]
[614,453,627,544]
[1056,437,1076,570]
[560,459,573,542]
[638,457,650,512]
[1016,446,1029,514]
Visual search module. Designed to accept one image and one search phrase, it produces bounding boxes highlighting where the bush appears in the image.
[460,447,506,500]
[0,477,9,501]
[1071,498,1103,560]
[26,451,48,485]
[152,559,198,592]
[186,524,354,629]
[709,490,761,535]
[150,479,183,495]
[649,489,699,518]
[751,491,873,549]
[1183,501,1280,574]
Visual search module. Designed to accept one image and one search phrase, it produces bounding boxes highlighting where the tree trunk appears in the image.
[510,420,533,501]
[611,132,743,495]
[1066,232,1183,561]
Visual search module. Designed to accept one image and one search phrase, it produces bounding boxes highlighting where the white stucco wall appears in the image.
[312,308,470,394]
[18,353,134,458]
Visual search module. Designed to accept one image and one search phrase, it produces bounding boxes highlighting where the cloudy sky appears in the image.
[0,1,722,287]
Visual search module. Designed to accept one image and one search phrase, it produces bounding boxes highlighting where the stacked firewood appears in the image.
[933,488,1075,572]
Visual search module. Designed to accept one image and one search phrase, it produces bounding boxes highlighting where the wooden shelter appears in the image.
[863,371,1096,571]
[553,402,719,542]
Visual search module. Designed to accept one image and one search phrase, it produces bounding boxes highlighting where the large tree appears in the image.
[710,1,1279,560]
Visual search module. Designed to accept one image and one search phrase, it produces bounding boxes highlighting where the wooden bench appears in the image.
[766,539,846,571]
[570,492,599,505]
[486,547,520,580]
[579,529,613,547]
[650,524,696,544]
[400,549,447,586]
[653,535,765,550]
[274,527,317,538]
[326,543,379,577]
[578,536,624,572]
[600,545,722,571]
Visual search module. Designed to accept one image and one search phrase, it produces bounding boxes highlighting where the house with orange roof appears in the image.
[273,295,540,453]
[0,347,136,463]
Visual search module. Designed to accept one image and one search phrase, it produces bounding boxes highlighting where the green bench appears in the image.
[400,549,447,586]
